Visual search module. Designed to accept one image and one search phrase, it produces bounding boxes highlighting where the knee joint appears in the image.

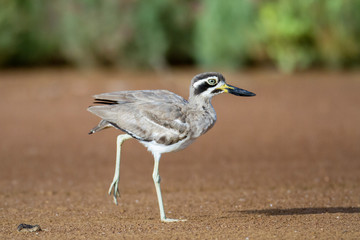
[153,174,161,183]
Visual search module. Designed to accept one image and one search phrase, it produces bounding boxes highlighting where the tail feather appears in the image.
[88,119,111,134]
[93,99,118,105]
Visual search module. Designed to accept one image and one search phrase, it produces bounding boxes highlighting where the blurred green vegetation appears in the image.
[0,0,359,72]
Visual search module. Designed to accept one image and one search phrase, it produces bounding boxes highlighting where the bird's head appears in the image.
[189,72,256,100]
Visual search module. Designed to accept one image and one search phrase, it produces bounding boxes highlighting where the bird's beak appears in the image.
[217,83,256,97]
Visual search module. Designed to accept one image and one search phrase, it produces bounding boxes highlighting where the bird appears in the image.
[87,72,255,222]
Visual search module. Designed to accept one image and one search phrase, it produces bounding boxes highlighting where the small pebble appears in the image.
[17,223,42,232]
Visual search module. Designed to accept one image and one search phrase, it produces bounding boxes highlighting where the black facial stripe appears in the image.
[194,81,211,95]
[211,88,222,94]
[194,72,224,82]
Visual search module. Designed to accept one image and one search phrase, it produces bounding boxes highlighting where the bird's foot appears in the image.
[108,179,120,205]
[161,218,187,223]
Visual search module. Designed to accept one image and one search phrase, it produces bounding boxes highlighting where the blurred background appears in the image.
[1,0,360,72]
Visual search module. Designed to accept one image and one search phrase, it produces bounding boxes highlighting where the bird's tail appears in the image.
[88,119,111,134]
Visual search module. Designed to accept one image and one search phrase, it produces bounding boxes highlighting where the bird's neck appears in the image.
[188,95,213,109]
[187,95,217,138]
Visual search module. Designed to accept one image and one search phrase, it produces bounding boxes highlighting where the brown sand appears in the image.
[1,69,359,239]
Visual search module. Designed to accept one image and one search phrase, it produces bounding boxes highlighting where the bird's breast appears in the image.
[186,106,217,138]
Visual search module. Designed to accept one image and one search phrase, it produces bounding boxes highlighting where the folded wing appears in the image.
[88,90,190,145]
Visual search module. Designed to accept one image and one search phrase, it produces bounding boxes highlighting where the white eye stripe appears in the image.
[193,76,219,88]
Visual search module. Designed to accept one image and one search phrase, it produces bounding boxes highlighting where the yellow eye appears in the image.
[207,78,217,85]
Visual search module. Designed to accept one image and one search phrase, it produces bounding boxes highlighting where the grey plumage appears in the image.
[88,85,219,146]
[88,72,255,222]
[88,90,196,145]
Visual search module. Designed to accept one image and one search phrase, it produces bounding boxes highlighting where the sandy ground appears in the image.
[0,69,360,239]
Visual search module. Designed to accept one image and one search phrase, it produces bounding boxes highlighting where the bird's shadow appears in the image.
[230,207,360,216]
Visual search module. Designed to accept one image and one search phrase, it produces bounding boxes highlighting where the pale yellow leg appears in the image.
[152,152,186,222]
[108,134,132,205]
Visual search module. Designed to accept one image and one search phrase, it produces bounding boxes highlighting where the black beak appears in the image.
[225,84,256,97]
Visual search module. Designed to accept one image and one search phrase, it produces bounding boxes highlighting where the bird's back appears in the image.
[92,90,187,105]
[88,90,196,145]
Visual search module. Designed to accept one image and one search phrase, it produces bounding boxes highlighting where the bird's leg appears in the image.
[152,152,186,222]
[108,134,132,205]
